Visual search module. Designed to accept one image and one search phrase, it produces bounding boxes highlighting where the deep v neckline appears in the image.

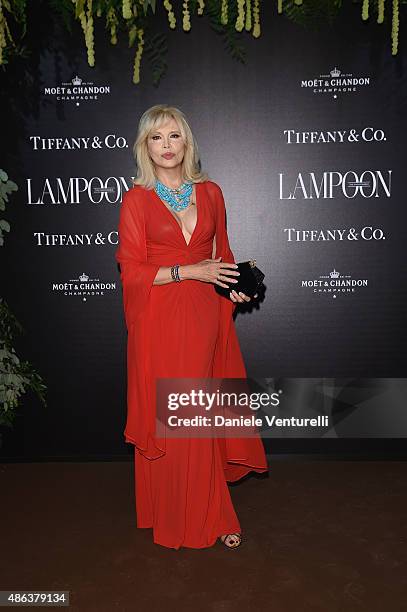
[152,182,200,248]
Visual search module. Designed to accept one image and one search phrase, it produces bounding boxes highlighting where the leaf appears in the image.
[144,30,168,86]
[143,0,156,16]
[282,0,342,31]
[75,0,86,19]
[205,0,247,65]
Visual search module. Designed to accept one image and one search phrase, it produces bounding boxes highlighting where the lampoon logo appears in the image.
[52,272,116,301]
[279,169,391,200]
[43,75,111,106]
[26,176,131,204]
[301,67,371,98]
[301,269,368,298]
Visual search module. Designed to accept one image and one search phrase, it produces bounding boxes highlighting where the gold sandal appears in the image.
[220,533,242,549]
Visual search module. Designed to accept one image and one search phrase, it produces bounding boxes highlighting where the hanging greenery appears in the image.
[0,297,48,430]
[0,170,47,436]
[0,1,404,85]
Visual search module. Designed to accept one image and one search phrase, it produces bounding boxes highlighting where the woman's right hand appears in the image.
[185,257,240,288]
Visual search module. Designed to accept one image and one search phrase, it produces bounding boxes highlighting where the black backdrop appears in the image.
[2,2,407,460]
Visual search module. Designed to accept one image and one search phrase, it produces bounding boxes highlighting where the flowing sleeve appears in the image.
[209,182,244,377]
[115,188,161,329]
[212,183,238,314]
[210,182,268,479]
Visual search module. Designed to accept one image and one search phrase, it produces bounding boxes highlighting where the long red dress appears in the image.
[115,180,268,549]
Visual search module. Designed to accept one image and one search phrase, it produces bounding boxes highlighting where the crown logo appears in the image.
[330,269,340,278]
[330,67,341,77]
[72,75,82,86]
[79,272,89,281]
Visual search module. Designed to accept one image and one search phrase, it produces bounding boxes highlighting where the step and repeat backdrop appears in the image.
[2,3,406,458]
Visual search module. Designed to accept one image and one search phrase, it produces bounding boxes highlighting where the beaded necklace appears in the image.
[154,179,193,212]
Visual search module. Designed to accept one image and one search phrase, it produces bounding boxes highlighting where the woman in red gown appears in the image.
[116,104,268,550]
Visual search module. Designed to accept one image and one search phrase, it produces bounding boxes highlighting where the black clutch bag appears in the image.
[215,259,265,300]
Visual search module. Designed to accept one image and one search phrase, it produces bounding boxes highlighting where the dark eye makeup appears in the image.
[151,133,181,140]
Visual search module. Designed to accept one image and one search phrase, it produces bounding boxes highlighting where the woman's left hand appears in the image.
[230,290,258,303]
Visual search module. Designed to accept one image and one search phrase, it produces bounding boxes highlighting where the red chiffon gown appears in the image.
[115,180,268,549]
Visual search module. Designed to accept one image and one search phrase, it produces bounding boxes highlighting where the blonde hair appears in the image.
[132,104,209,189]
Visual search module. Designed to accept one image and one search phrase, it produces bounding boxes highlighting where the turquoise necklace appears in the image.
[154,179,193,212]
